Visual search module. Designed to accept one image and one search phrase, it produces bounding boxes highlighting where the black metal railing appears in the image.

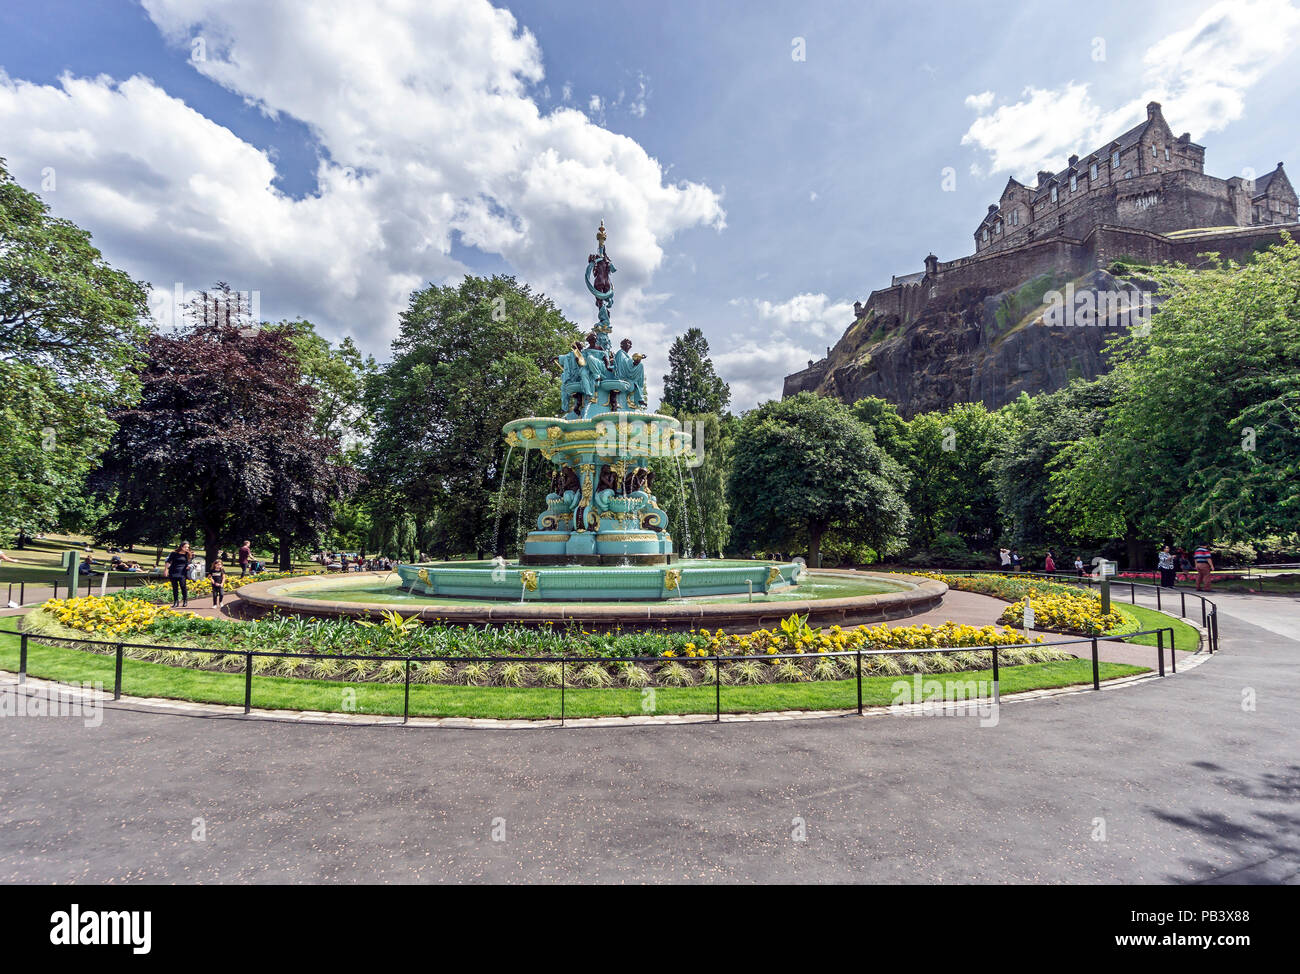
[5,623,1181,725]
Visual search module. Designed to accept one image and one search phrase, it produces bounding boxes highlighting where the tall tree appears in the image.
[728,392,909,565]
[661,327,731,414]
[93,320,356,565]
[901,403,1005,551]
[364,275,580,557]
[1051,237,1300,559]
[0,158,150,538]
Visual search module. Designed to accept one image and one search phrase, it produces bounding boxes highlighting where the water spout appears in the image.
[491,444,514,555]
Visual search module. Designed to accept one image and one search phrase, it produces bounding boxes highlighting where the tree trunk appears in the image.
[1125,523,1143,570]
[279,535,292,572]
[807,524,824,569]
[203,528,219,568]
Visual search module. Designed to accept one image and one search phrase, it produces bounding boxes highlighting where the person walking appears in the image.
[1193,544,1215,591]
[999,547,1011,572]
[209,559,227,607]
[237,540,252,578]
[1044,550,1056,574]
[164,542,193,607]
[1074,554,1085,577]
[1157,545,1177,588]
[1010,549,1022,572]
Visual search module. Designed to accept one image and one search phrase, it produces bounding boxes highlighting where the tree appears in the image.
[649,407,732,558]
[900,403,1005,551]
[993,379,1112,550]
[728,392,909,565]
[1051,237,1300,559]
[364,275,580,557]
[0,158,150,537]
[93,320,356,565]
[661,327,731,414]
[271,318,377,444]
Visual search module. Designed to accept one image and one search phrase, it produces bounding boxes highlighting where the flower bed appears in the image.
[911,571,1137,636]
[22,602,1066,689]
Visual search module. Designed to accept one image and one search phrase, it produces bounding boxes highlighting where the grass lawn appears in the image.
[0,533,318,573]
[0,616,1147,720]
[1113,603,1200,652]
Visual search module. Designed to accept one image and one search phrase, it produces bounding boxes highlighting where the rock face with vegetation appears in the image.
[793,269,1150,418]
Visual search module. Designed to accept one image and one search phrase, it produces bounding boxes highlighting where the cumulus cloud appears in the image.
[961,0,1300,179]
[0,0,724,356]
[717,292,854,409]
[713,339,822,413]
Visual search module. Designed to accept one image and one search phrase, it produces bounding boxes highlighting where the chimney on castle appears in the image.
[987,204,998,214]
[1068,154,1079,167]
[1147,101,1162,121]
[1037,171,1054,188]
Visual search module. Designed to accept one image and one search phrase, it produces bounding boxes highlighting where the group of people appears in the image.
[1158,544,1216,591]
[162,539,259,608]
[998,543,1218,591]
[315,551,394,573]
[999,548,1086,576]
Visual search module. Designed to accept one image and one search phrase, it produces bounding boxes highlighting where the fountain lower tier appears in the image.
[393,560,801,601]
[502,412,690,566]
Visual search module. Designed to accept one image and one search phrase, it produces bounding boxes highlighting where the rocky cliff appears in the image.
[786,269,1150,418]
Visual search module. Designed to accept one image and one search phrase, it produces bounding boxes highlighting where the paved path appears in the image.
[0,590,1294,882]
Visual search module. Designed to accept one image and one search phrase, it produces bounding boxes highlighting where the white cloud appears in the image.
[716,292,853,409]
[750,292,855,339]
[714,340,821,413]
[961,0,1300,179]
[0,0,724,358]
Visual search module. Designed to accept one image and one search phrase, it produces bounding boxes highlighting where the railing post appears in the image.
[403,658,411,724]
[1210,609,1218,653]
[1157,631,1165,677]
[19,582,24,605]
[1130,581,1135,603]
[1156,586,1161,611]
[991,646,1000,704]
[714,655,720,722]
[1090,637,1100,691]
[244,652,253,714]
[1168,629,1176,673]
[1201,600,1207,627]
[855,650,863,716]
[19,633,28,683]
[560,658,565,726]
[1181,591,1186,618]
[113,642,124,700]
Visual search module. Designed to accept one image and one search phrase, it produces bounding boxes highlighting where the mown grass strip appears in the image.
[0,617,1147,720]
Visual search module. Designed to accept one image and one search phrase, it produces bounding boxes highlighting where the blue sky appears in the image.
[3,0,1299,407]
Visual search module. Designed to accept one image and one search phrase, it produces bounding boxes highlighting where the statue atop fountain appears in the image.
[503,222,681,564]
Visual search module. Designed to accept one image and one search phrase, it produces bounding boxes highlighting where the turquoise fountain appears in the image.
[394,222,801,602]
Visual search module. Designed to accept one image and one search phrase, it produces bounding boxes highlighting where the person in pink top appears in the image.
[1044,551,1056,574]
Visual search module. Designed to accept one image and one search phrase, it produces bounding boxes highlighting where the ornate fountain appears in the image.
[393,223,801,601]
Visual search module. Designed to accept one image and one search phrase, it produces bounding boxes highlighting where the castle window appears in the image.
[1070,173,1077,192]
[1125,170,1133,179]
[1050,186,1058,202]
[1112,150,1120,168]
[995,221,1002,234]
[1011,209,1019,226]
[1152,145,1158,157]
[982,228,988,242]
[1090,162,1098,180]
[1164,147,1170,161]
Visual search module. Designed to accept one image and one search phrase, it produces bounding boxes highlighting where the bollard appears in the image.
[244,653,253,714]
[856,650,863,716]
[113,643,124,700]
[991,646,1000,704]
[714,655,721,722]
[1090,637,1100,691]
[403,658,411,724]
[19,633,28,683]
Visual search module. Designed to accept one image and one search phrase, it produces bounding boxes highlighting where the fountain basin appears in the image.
[393,559,799,601]
[230,570,947,633]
